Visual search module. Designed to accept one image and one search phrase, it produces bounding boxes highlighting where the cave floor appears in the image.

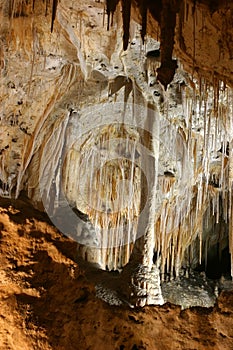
[0,197,233,350]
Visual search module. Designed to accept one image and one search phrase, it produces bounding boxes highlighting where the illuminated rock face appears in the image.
[0,0,233,306]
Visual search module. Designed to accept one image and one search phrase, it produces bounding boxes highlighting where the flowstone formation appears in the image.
[0,0,233,308]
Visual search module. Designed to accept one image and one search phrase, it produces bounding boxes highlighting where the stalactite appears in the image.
[229,138,233,277]
[51,0,58,32]
[28,24,37,96]
[64,119,142,270]
[57,9,88,79]
[40,113,69,213]
[8,0,15,18]
[139,0,147,45]
[106,0,119,31]
[121,0,131,51]
[16,64,77,198]
[178,0,185,50]
[3,0,233,307]
[45,0,50,16]
[157,0,178,89]
[145,72,233,282]
[192,0,196,75]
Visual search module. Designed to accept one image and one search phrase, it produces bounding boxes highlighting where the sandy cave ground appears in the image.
[0,197,233,350]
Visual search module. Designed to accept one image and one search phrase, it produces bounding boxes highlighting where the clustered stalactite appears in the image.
[7,0,232,87]
[105,0,181,88]
[106,0,119,30]
[8,0,58,32]
[1,0,233,307]
[106,0,133,51]
[105,0,182,88]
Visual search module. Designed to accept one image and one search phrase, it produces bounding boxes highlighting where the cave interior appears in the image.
[1,0,233,307]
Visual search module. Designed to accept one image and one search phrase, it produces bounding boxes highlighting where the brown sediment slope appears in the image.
[0,197,233,350]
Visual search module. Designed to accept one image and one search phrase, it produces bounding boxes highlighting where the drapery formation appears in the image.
[1,0,233,306]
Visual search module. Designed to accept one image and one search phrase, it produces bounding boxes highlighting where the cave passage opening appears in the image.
[195,213,231,281]
[204,244,231,280]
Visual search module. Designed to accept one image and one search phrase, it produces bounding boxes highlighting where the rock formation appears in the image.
[0,0,233,307]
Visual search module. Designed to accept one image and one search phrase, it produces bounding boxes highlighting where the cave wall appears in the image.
[0,0,233,304]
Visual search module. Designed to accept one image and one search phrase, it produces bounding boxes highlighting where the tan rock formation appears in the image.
[0,0,233,306]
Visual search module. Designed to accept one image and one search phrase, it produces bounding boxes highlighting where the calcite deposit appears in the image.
[0,0,233,307]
